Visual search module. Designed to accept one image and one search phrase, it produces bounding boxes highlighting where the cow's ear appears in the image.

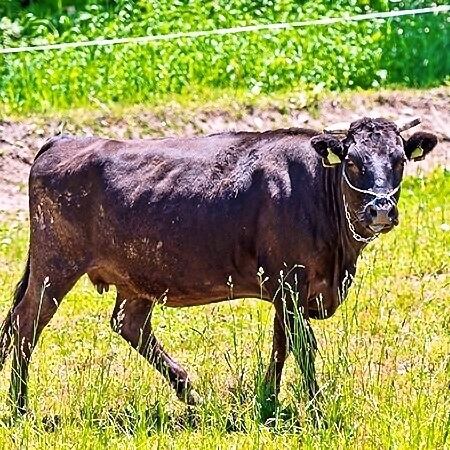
[404,131,438,161]
[310,134,347,167]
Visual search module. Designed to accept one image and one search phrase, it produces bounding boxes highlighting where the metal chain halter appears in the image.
[341,166,401,244]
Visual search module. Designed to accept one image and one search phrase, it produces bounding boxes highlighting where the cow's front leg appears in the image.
[264,312,289,404]
[265,301,321,420]
[110,293,202,406]
[290,314,321,404]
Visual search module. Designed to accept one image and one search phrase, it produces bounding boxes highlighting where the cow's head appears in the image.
[310,117,437,240]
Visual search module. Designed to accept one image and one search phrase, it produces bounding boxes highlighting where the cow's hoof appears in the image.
[9,407,32,423]
[42,414,61,432]
[182,388,203,406]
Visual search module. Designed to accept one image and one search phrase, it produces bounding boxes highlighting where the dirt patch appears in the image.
[0,88,448,216]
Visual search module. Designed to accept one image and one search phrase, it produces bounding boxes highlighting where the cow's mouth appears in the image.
[367,214,399,233]
[369,223,393,233]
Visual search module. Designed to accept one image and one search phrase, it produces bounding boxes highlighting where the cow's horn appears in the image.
[396,117,421,132]
[323,121,350,135]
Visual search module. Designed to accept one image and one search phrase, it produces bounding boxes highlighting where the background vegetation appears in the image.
[0,0,449,114]
[0,1,448,448]
[0,169,448,448]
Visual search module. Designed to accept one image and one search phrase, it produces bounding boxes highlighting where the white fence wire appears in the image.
[0,5,449,55]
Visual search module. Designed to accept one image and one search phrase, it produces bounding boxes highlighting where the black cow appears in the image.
[0,117,438,416]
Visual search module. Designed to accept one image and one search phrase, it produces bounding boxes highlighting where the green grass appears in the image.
[1,0,449,114]
[0,169,448,448]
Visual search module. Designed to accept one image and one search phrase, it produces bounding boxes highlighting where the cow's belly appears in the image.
[87,257,263,306]
[163,292,270,307]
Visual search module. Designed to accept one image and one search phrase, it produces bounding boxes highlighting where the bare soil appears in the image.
[0,88,448,217]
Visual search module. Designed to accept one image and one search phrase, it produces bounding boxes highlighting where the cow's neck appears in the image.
[325,165,366,265]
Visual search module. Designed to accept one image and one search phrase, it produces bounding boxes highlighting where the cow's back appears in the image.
[30,129,320,205]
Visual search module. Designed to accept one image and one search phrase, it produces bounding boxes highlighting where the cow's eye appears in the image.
[395,159,406,171]
[346,160,360,173]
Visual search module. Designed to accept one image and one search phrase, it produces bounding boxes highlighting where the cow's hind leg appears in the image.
[0,254,31,371]
[111,293,201,405]
[9,263,82,416]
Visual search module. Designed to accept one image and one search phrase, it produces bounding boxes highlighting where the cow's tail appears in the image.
[0,252,30,370]
[0,134,65,369]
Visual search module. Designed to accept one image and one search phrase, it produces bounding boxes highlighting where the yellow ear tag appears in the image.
[411,147,424,159]
[327,149,341,165]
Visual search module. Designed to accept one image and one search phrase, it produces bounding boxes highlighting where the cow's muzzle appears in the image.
[365,197,398,233]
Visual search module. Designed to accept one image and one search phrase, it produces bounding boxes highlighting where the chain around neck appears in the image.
[340,166,402,244]
[342,193,377,244]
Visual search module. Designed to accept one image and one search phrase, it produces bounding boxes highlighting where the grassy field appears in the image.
[1,1,448,447]
[0,169,448,448]
[1,0,449,114]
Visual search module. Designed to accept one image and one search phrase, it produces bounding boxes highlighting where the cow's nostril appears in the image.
[368,205,378,218]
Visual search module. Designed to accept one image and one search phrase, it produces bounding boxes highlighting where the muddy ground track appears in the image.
[0,88,448,216]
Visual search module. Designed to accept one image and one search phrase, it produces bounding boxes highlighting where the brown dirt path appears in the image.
[0,88,448,216]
